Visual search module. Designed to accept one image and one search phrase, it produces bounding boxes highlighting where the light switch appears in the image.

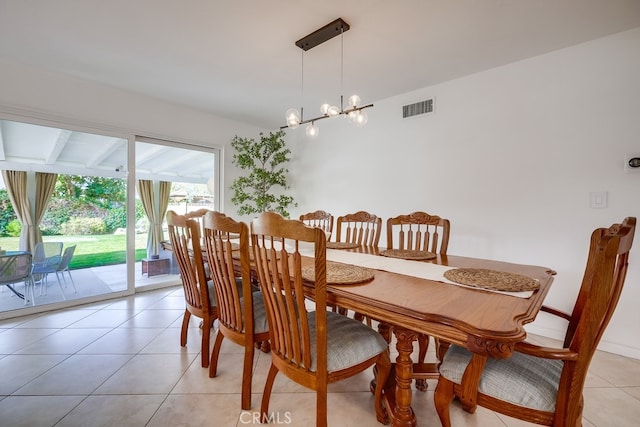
[590,191,608,209]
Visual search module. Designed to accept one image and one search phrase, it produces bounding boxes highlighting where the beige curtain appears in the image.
[157,181,171,246]
[2,170,35,251]
[34,172,58,246]
[137,179,171,257]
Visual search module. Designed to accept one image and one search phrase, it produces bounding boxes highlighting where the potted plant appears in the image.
[230,130,296,217]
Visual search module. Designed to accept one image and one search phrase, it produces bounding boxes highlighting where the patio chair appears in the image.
[32,242,65,299]
[55,245,77,293]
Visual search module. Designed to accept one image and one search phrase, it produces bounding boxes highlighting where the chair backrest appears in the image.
[33,242,63,264]
[202,211,254,338]
[565,217,635,365]
[300,210,334,235]
[386,211,450,254]
[251,212,328,376]
[0,253,32,284]
[166,210,211,313]
[56,245,76,271]
[185,208,210,241]
[335,211,382,247]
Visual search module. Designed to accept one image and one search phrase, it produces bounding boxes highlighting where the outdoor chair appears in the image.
[31,241,65,299]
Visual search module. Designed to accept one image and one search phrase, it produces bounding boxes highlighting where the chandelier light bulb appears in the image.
[320,103,330,115]
[348,110,360,123]
[306,122,319,137]
[285,108,300,122]
[354,110,368,127]
[327,105,340,117]
[348,95,361,107]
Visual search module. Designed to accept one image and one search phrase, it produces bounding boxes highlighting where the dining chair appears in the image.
[386,211,450,255]
[54,244,77,294]
[386,211,451,389]
[0,252,35,306]
[31,241,65,298]
[335,211,382,247]
[251,212,391,426]
[166,210,218,368]
[434,217,636,427]
[202,211,270,410]
[300,210,334,239]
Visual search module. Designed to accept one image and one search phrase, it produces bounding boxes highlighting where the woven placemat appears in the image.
[302,262,375,285]
[380,249,436,260]
[327,242,360,250]
[443,268,539,292]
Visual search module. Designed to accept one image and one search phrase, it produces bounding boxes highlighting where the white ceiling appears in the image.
[0,1,639,179]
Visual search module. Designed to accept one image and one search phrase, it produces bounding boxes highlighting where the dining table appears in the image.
[305,245,556,427]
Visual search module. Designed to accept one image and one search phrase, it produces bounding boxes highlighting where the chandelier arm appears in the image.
[280,104,373,130]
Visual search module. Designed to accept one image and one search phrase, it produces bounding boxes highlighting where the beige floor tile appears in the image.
[56,395,166,427]
[118,308,184,328]
[64,309,137,328]
[15,328,110,354]
[583,386,640,426]
[0,396,85,427]
[94,353,196,394]
[13,309,97,328]
[139,325,206,354]
[588,350,640,386]
[621,386,640,400]
[14,354,132,395]
[148,394,242,427]
[146,295,188,309]
[78,327,165,354]
[0,354,68,394]
[0,327,59,354]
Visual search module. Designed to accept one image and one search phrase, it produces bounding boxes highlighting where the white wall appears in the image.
[0,59,265,211]
[286,27,640,358]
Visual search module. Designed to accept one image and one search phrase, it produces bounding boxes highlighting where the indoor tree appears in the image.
[230,130,296,217]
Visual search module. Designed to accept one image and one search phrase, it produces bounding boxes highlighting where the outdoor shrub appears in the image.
[60,217,106,235]
[0,189,17,236]
[103,206,127,232]
[5,219,22,237]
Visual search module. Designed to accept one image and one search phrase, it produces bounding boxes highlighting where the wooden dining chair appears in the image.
[386,211,451,389]
[434,217,636,427]
[386,211,450,254]
[166,210,217,368]
[335,211,382,247]
[202,211,270,410]
[251,212,391,427]
[300,210,334,236]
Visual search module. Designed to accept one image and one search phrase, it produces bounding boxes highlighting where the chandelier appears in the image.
[281,18,373,137]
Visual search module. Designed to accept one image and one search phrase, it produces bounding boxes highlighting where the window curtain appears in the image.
[137,179,171,257]
[34,171,58,245]
[1,170,58,252]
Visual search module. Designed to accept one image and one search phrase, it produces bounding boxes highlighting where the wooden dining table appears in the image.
[218,237,555,427]
[317,246,555,427]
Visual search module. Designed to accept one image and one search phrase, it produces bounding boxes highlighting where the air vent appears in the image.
[402,99,434,118]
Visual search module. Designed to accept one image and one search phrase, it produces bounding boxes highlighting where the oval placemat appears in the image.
[443,268,540,292]
[302,262,375,285]
[379,249,436,260]
[327,242,360,250]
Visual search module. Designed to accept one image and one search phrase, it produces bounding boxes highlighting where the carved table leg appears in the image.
[384,326,418,427]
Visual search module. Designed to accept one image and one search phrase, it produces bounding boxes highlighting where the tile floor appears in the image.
[1,286,639,427]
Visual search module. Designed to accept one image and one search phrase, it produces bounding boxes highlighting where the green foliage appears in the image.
[103,206,127,232]
[6,219,22,237]
[0,189,16,236]
[55,176,126,208]
[60,217,107,235]
[230,130,296,217]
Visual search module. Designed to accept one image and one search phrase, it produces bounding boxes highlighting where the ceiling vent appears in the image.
[402,99,434,118]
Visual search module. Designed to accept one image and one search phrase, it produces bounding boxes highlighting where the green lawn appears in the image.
[0,234,150,269]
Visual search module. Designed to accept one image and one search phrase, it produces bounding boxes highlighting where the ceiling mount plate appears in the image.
[295,18,350,51]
